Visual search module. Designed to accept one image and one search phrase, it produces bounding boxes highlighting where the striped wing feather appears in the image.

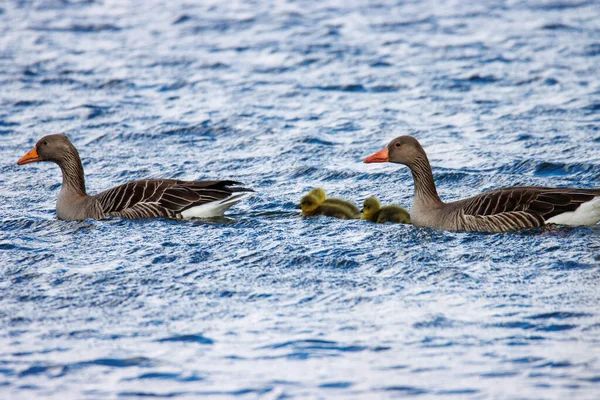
[95,179,246,219]
[456,187,600,231]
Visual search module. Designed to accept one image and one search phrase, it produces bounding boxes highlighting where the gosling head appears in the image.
[361,197,381,220]
[307,187,327,204]
[300,194,320,214]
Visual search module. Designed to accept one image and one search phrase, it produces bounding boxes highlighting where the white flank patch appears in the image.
[181,192,254,219]
[546,196,600,226]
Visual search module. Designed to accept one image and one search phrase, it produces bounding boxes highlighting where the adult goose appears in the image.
[364,136,600,233]
[17,134,253,221]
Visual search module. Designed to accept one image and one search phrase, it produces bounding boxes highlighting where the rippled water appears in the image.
[1,0,600,398]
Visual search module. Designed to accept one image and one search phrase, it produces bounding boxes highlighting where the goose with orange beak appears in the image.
[364,136,600,232]
[17,134,253,221]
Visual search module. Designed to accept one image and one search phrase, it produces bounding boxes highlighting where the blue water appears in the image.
[1,0,600,398]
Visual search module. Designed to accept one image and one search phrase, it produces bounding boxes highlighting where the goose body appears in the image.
[18,134,253,221]
[364,136,600,233]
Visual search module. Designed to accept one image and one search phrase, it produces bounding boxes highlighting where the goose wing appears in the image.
[94,179,251,219]
[455,187,600,231]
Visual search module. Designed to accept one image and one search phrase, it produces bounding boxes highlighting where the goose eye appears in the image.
[395,142,401,148]
[43,141,48,146]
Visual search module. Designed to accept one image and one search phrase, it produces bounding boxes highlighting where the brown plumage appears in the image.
[17,134,253,221]
[364,136,600,232]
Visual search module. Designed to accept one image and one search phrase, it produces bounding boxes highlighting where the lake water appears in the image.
[1,0,600,398]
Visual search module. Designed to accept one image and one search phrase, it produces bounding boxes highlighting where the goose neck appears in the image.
[58,152,87,197]
[409,155,442,206]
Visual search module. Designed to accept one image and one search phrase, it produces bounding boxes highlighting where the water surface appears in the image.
[1,0,600,398]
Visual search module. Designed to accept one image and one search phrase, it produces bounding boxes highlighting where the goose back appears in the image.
[94,179,249,219]
[449,187,600,232]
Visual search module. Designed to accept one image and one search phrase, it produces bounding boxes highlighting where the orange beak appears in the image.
[364,147,389,163]
[17,147,41,165]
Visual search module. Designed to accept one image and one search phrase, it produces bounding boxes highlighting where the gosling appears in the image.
[306,188,361,215]
[300,193,360,219]
[361,197,411,224]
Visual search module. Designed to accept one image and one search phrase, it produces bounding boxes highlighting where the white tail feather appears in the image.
[180,192,254,219]
[546,196,600,226]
